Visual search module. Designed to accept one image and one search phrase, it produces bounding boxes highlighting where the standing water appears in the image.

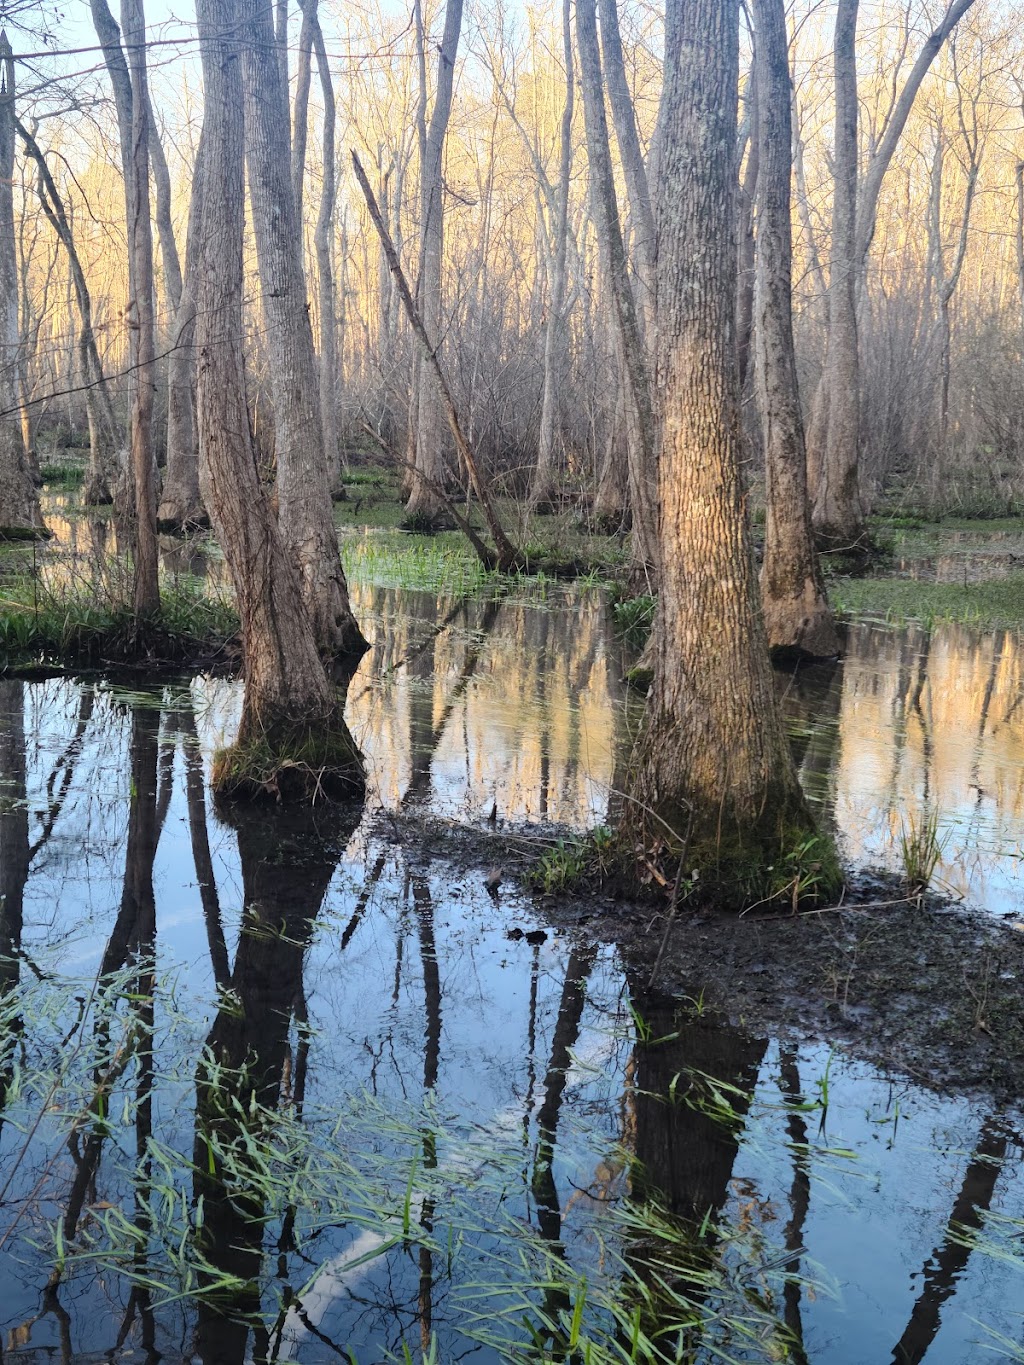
[0,546,1022,1362]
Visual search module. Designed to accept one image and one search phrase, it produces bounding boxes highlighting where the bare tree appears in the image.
[0,31,44,538]
[808,0,980,544]
[157,131,207,531]
[405,0,465,529]
[17,118,121,506]
[576,0,657,574]
[530,0,574,511]
[753,0,839,658]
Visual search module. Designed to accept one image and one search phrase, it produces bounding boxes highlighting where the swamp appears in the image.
[4,0,1024,1357]
[1,488,1024,1363]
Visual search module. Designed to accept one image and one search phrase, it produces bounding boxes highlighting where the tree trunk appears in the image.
[753,0,839,659]
[810,0,864,548]
[576,0,658,576]
[405,0,464,529]
[194,0,364,801]
[530,0,574,511]
[122,0,160,619]
[624,0,831,903]
[240,0,366,661]
[0,35,44,539]
[17,119,120,505]
[89,0,136,513]
[158,130,207,531]
[309,3,344,497]
[736,63,758,392]
[597,0,656,336]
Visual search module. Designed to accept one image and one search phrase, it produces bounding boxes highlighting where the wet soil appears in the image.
[395,813,1024,1104]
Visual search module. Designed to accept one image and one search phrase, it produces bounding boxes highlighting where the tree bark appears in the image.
[17,118,120,506]
[753,0,839,659]
[158,130,207,532]
[810,0,863,548]
[122,0,161,619]
[576,0,658,576]
[597,0,656,337]
[194,0,364,800]
[530,0,574,511]
[405,0,464,528]
[624,0,827,901]
[0,35,44,539]
[309,3,344,496]
[736,63,758,392]
[240,0,366,661]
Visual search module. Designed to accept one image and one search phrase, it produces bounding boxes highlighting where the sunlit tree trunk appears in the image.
[753,0,839,659]
[122,0,160,618]
[624,0,827,901]
[0,36,43,539]
[406,0,464,528]
[194,0,364,800]
[240,0,366,660]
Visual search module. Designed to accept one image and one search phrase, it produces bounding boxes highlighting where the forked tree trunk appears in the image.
[0,35,44,539]
[240,0,366,661]
[194,0,363,801]
[122,0,160,619]
[158,130,207,532]
[806,0,977,543]
[753,0,839,659]
[624,0,829,902]
[405,0,464,529]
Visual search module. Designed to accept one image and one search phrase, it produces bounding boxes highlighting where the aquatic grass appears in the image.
[39,460,87,488]
[2,953,830,1365]
[830,573,1024,629]
[612,593,656,648]
[0,561,238,667]
[898,809,949,896]
[342,530,492,595]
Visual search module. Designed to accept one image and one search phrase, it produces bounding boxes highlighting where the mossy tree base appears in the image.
[211,711,365,804]
[620,792,843,913]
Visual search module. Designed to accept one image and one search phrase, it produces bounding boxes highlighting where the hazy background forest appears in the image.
[8,0,1024,524]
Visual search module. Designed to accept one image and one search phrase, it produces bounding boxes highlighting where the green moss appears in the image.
[211,717,365,804]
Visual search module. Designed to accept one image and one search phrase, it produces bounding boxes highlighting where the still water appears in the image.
[1,536,1023,1362]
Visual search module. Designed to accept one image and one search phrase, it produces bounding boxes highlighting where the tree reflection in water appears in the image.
[193,796,362,1365]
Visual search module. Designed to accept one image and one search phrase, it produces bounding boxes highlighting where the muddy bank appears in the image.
[390,813,1024,1103]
